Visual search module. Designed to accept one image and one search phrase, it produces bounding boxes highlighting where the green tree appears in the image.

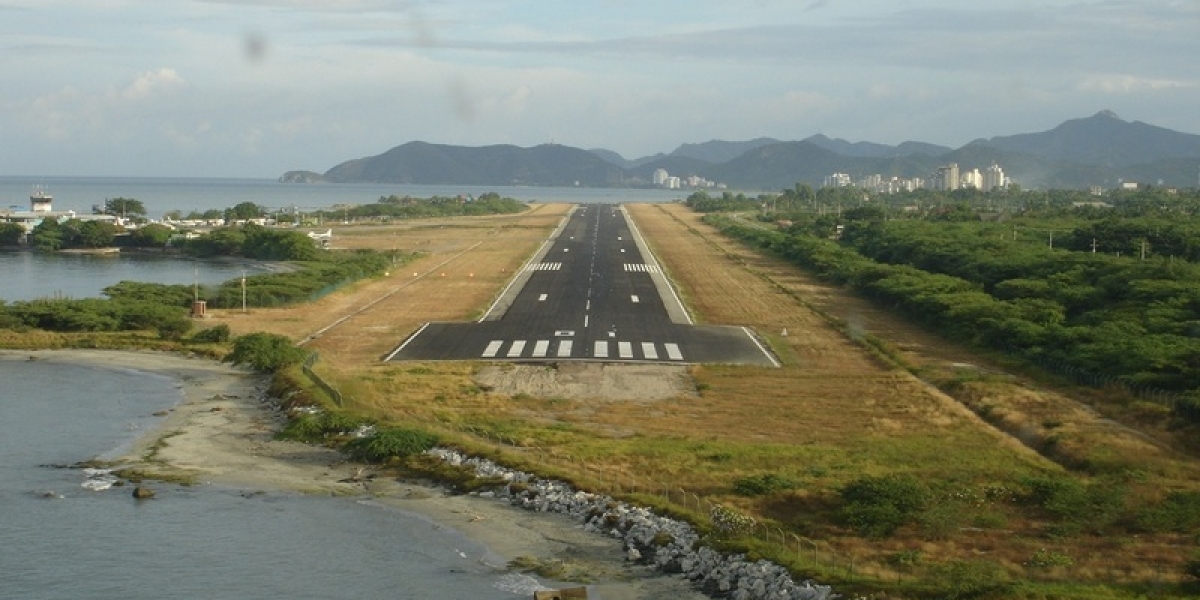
[103,197,147,218]
[30,219,64,252]
[126,223,174,247]
[184,227,246,257]
[225,202,264,222]
[72,220,118,248]
[223,332,307,372]
[0,222,25,246]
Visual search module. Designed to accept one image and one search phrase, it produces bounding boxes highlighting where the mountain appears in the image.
[803,134,951,158]
[319,141,625,186]
[284,113,1200,190]
[667,138,782,164]
[977,110,1200,167]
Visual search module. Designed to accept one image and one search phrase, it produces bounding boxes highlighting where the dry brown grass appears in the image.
[191,201,1198,592]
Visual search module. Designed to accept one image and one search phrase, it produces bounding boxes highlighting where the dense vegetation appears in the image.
[694,185,1200,417]
[335,192,526,221]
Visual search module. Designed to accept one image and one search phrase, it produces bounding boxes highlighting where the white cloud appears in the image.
[1077,75,1199,94]
[121,68,186,100]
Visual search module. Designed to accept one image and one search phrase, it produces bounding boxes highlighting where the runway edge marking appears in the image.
[383,322,432,361]
[741,326,782,368]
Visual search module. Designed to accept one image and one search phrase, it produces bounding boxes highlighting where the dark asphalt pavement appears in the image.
[384,204,779,367]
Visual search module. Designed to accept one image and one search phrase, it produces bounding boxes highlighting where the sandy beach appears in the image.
[6,349,708,600]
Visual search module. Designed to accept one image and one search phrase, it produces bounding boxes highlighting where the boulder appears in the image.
[132,486,156,499]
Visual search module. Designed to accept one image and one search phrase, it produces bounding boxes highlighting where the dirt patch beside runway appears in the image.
[474,363,697,402]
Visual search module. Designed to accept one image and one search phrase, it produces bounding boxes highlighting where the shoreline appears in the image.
[4,349,707,600]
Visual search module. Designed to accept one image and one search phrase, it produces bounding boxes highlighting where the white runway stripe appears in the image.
[525,262,563,271]
[623,263,662,273]
[485,339,683,361]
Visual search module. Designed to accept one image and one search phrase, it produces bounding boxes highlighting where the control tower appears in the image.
[30,186,53,213]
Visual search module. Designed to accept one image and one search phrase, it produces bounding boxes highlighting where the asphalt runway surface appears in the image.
[385,204,779,367]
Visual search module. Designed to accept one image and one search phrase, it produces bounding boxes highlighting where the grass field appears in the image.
[191,201,1199,597]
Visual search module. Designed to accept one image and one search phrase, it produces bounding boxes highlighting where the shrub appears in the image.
[839,475,929,538]
[223,332,307,372]
[1020,475,1126,535]
[710,504,756,536]
[935,559,1011,599]
[1185,552,1200,580]
[343,427,438,463]
[732,473,796,496]
[277,411,373,442]
[191,324,232,344]
[1136,491,1200,533]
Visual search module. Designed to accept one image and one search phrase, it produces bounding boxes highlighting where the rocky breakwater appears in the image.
[427,448,835,600]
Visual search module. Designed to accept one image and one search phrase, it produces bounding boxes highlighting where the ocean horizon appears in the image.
[0,176,686,219]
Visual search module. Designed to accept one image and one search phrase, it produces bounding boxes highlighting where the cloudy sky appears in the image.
[2,0,1197,178]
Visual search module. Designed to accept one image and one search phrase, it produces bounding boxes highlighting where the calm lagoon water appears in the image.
[0,251,257,302]
[0,358,552,599]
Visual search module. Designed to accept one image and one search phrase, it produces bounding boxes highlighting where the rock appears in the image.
[132,486,156,499]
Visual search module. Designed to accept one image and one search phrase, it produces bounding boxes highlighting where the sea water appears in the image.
[0,176,684,218]
[0,358,553,599]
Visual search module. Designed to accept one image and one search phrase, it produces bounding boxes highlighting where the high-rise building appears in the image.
[983,163,1006,191]
[823,173,852,188]
[653,168,669,187]
[935,163,960,190]
[963,168,983,189]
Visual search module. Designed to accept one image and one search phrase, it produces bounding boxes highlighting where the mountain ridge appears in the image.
[282,112,1200,190]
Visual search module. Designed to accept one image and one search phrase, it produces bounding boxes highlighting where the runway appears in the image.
[384,204,779,367]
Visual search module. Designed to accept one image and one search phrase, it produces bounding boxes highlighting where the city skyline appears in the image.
[1,1,1197,178]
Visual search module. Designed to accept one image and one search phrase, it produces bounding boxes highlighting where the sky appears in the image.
[1,0,1198,178]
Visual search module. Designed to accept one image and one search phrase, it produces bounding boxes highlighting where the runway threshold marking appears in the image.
[594,340,608,358]
[665,343,684,361]
[532,340,549,358]
[557,340,573,357]
[507,340,527,358]
[618,342,633,358]
[483,340,504,358]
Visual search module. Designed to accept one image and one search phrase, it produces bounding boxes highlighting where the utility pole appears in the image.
[241,270,247,313]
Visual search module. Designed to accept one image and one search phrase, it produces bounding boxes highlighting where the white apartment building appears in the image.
[653,168,669,186]
[823,173,852,188]
[983,163,1006,191]
[962,168,983,189]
